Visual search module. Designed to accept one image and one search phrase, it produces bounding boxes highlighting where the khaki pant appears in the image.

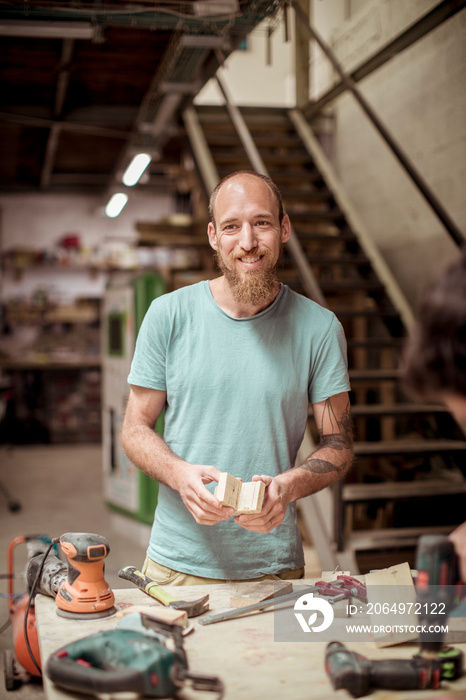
[142,555,305,586]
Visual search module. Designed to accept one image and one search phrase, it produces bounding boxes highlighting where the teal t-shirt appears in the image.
[128,281,350,579]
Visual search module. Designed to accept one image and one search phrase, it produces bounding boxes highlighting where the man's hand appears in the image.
[234,475,289,533]
[174,463,235,526]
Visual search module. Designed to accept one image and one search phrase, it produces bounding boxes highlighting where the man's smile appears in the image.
[236,253,265,268]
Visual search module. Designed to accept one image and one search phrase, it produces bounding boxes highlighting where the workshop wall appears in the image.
[328,0,465,308]
[0,189,174,303]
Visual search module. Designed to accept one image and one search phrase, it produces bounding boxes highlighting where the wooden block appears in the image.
[320,570,350,582]
[365,562,417,647]
[230,581,293,608]
[214,472,265,514]
[115,604,188,628]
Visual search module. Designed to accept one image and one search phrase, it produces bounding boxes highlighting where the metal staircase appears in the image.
[186,103,466,573]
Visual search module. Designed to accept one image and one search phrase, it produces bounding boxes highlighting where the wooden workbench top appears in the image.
[36,581,466,700]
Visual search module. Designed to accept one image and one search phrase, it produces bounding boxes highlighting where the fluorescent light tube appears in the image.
[122,153,151,187]
[105,193,128,218]
[0,20,94,39]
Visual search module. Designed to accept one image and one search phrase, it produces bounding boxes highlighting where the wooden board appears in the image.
[115,604,188,628]
[320,570,350,582]
[365,562,418,647]
[215,472,265,514]
[229,580,292,608]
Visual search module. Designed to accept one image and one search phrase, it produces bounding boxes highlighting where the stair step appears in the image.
[320,280,385,292]
[343,479,466,502]
[266,168,322,183]
[215,167,322,184]
[353,439,466,457]
[349,369,401,381]
[346,525,455,552]
[289,209,345,221]
[215,152,311,166]
[332,308,401,319]
[277,273,384,293]
[304,254,370,265]
[206,134,303,149]
[294,229,357,241]
[213,152,257,165]
[350,403,449,416]
[347,338,404,348]
[280,187,333,201]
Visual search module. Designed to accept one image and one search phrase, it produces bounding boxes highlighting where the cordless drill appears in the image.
[416,533,462,655]
[325,534,464,697]
[27,532,115,619]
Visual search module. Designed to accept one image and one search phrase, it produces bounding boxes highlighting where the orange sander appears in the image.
[27,532,116,620]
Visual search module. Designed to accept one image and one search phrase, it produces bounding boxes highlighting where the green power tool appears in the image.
[45,613,224,698]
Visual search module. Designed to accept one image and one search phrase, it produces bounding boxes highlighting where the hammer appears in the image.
[118,566,209,617]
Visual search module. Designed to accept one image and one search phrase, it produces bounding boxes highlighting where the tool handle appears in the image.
[118,566,177,606]
[370,657,440,691]
[46,654,145,696]
[179,669,225,698]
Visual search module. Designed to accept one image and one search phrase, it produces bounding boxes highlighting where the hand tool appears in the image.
[199,577,363,626]
[313,580,352,604]
[118,565,209,617]
[45,614,224,698]
[415,533,465,655]
[325,641,463,698]
[198,584,322,625]
[335,575,368,601]
[313,576,367,604]
[27,532,116,620]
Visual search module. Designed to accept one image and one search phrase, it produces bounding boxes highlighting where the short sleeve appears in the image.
[308,315,350,404]
[127,299,168,390]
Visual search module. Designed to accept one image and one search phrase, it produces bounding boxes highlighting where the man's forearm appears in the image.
[121,423,187,490]
[277,394,354,503]
[278,442,353,503]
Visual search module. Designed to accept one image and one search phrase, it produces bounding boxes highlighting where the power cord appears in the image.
[23,537,60,676]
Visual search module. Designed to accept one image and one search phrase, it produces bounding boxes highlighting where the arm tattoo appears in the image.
[299,459,340,474]
[319,398,353,449]
[295,397,353,476]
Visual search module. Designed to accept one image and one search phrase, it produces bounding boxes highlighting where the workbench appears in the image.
[36,581,466,700]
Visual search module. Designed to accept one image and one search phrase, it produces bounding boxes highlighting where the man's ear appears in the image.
[281,214,291,244]
[207,222,219,251]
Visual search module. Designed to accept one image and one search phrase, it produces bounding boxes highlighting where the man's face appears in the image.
[207,175,290,306]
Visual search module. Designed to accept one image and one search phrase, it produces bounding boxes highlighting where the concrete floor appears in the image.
[0,443,321,699]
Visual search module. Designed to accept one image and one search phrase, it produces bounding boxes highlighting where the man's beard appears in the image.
[214,247,281,307]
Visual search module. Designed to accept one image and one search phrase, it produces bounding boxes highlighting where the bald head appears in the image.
[209,171,285,230]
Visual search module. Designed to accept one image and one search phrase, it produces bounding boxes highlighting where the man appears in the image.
[121,170,353,584]
[401,248,466,581]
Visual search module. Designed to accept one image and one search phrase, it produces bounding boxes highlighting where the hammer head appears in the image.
[169,593,209,617]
